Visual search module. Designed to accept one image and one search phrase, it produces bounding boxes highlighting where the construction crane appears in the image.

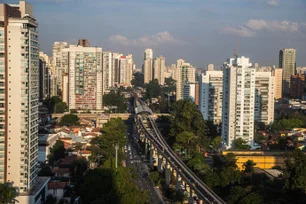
[234,38,241,58]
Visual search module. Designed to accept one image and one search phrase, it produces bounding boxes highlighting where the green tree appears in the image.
[54,102,67,113]
[283,149,306,193]
[164,77,176,93]
[0,183,18,204]
[59,114,79,126]
[149,171,162,186]
[92,118,127,158]
[103,91,127,113]
[211,136,222,150]
[131,72,144,87]
[71,157,88,182]
[145,79,161,100]
[48,140,66,165]
[187,153,209,174]
[176,131,195,149]
[170,100,209,150]
[233,138,251,150]
[242,160,257,176]
[38,165,53,177]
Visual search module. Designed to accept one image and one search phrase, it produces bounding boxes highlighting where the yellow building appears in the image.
[222,150,286,170]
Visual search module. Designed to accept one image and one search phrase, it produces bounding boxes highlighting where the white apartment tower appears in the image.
[52,41,68,94]
[222,56,256,149]
[144,49,153,83]
[65,45,103,110]
[199,71,223,124]
[102,51,113,91]
[0,1,50,202]
[176,60,196,101]
[153,56,165,85]
[254,71,275,125]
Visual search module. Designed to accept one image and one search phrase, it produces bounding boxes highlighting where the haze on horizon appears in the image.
[6,0,306,68]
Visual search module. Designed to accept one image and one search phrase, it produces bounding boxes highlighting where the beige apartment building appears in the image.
[279,48,296,96]
[272,68,283,99]
[153,56,165,85]
[0,1,49,203]
[175,59,196,101]
[144,49,153,84]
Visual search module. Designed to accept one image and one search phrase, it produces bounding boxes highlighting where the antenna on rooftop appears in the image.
[234,38,241,58]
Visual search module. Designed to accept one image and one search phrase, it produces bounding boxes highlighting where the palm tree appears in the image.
[0,183,18,204]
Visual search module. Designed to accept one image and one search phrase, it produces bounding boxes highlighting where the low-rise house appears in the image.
[52,168,70,179]
[48,182,68,201]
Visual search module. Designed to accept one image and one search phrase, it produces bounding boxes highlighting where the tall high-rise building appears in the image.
[290,74,305,99]
[144,49,153,83]
[0,1,49,202]
[102,51,113,91]
[272,68,283,99]
[52,42,68,94]
[207,64,214,71]
[153,56,165,85]
[176,60,196,101]
[39,55,50,101]
[66,45,103,110]
[222,56,255,149]
[183,82,200,105]
[254,71,275,125]
[62,73,69,104]
[199,71,223,124]
[78,39,89,47]
[279,48,296,96]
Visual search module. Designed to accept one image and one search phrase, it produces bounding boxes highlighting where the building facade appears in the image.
[290,74,305,99]
[102,51,113,91]
[272,68,283,99]
[144,49,153,84]
[199,71,223,124]
[52,42,68,95]
[77,39,89,47]
[279,48,296,96]
[66,46,103,110]
[153,56,165,85]
[39,56,50,101]
[0,2,50,203]
[254,71,275,125]
[176,60,196,101]
[222,56,255,149]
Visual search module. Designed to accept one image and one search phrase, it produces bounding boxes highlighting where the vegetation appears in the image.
[43,96,68,113]
[145,79,162,100]
[170,100,209,152]
[271,118,304,130]
[48,140,66,165]
[45,194,57,204]
[164,77,176,93]
[0,183,18,204]
[59,114,80,126]
[38,164,53,177]
[71,157,88,183]
[233,138,251,150]
[103,90,127,113]
[131,72,144,87]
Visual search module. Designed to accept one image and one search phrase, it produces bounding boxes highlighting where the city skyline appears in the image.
[4,0,306,68]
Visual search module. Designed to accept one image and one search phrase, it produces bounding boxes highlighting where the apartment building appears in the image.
[65,45,103,110]
[153,56,165,85]
[290,74,305,99]
[0,1,49,203]
[144,49,153,83]
[183,82,199,105]
[199,71,223,124]
[102,51,113,91]
[272,68,283,99]
[222,56,256,149]
[52,42,68,95]
[176,59,196,101]
[254,71,275,125]
[279,48,296,96]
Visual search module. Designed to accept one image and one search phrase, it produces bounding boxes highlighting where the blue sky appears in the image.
[7,0,306,68]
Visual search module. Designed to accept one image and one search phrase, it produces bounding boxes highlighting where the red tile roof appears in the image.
[48,182,68,189]
[52,168,70,174]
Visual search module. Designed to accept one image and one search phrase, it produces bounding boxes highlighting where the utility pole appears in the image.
[115,143,119,170]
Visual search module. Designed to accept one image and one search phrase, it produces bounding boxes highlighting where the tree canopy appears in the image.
[48,140,66,165]
[170,100,209,151]
[0,183,18,204]
[233,138,251,150]
[59,114,80,126]
[131,72,144,87]
[103,90,127,113]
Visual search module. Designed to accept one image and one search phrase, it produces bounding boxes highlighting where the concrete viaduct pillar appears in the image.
[165,162,171,186]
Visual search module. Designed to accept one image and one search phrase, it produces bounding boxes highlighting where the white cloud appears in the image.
[108,31,185,46]
[223,26,255,37]
[267,0,279,6]
[223,19,302,37]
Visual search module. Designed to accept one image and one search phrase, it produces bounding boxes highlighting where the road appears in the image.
[125,123,165,204]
